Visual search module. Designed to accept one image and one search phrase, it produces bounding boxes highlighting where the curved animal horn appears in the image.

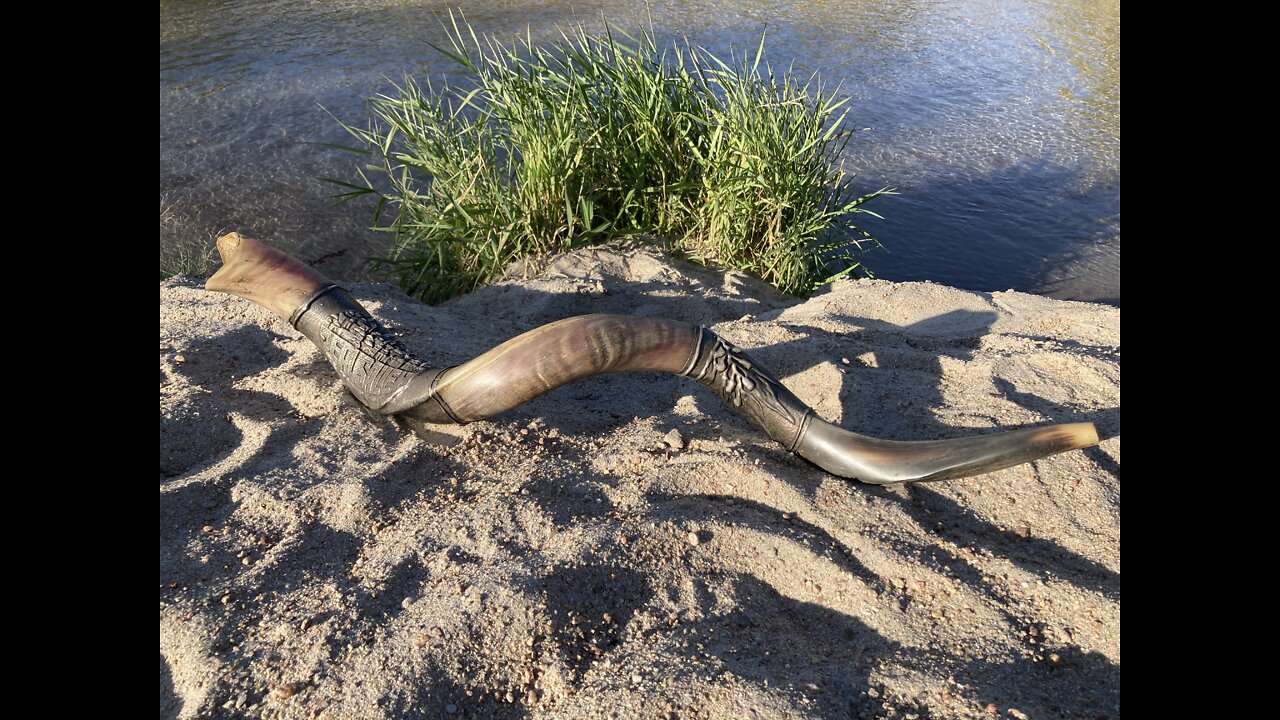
[205,233,1098,484]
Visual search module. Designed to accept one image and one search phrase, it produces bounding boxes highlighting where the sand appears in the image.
[160,247,1120,719]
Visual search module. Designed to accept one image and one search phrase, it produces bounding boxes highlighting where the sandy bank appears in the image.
[161,247,1120,719]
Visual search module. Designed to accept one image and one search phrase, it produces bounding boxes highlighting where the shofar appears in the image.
[206,232,1098,484]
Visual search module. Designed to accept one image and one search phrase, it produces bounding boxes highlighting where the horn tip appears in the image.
[215,231,246,261]
[1049,422,1099,451]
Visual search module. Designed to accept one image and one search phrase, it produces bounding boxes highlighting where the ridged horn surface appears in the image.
[429,315,699,422]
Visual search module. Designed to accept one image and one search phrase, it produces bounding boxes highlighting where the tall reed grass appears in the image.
[333,15,890,304]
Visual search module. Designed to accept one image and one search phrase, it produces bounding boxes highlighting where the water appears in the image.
[160,0,1119,303]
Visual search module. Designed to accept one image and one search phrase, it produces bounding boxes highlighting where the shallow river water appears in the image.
[160,0,1119,303]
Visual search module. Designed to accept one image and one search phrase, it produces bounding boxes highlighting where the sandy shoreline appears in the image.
[161,247,1119,719]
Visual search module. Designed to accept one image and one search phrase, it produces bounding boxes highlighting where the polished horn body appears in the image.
[206,233,1098,484]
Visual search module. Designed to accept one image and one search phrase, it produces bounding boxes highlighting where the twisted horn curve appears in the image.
[206,233,1098,484]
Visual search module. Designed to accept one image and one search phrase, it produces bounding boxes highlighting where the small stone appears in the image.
[272,682,305,699]
[1008,710,1029,720]
[201,525,214,534]
[221,594,232,605]
[242,557,252,566]
[687,532,700,547]
[662,429,685,450]
[631,673,642,684]
[1048,652,1060,665]
[174,354,187,364]
[402,597,413,610]
[840,357,850,365]
[235,692,248,709]
[444,703,458,714]
[985,704,998,714]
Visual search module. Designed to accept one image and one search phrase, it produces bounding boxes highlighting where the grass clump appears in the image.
[334,14,890,304]
[159,197,217,280]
